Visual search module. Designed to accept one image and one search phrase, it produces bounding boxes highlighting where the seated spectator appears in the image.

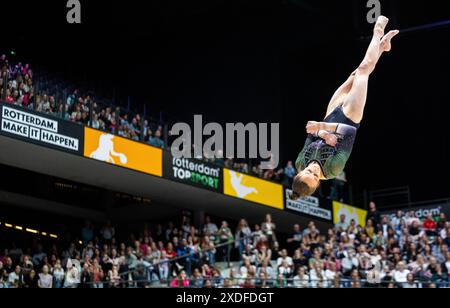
[256,272,269,288]
[256,245,272,266]
[170,271,189,288]
[149,129,164,148]
[324,262,338,287]
[278,260,293,278]
[406,211,421,227]
[257,259,274,281]
[335,214,349,232]
[191,268,204,288]
[274,273,287,288]
[8,265,23,288]
[242,244,257,265]
[403,273,418,288]
[277,249,293,268]
[108,264,121,288]
[240,277,256,288]
[341,249,358,277]
[292,249,307,273]
[365,219,376,238]
[286,224,302,253]
[393,262,410,284]
[0,209,448,288]
[52,260,65,289]
[23,269,39,288]
[293,267,309,288]
[20,255,33,275]
[283,161,296,187]
[211,268,223,288]
[38,265,53,288]
[409,221,421,241]
[423,213,438,236]
[309,263,325,288]
[240,258,256,279]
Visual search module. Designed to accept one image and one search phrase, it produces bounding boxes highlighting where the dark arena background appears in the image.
[0,0,449,293]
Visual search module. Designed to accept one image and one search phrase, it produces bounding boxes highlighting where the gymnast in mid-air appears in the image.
[292,16,399,199]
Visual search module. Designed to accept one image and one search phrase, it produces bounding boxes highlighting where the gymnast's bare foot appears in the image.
[381,30,400,52]
[374,16,389,36]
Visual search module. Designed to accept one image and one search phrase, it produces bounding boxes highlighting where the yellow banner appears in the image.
[84,128,162,177]
[332,201,368,227]
[223,168,283,210]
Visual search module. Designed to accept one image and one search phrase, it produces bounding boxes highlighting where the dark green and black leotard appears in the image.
[295,106,359,180]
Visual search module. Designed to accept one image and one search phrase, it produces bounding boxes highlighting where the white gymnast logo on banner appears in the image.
[89,134,128,165]
[228,170,258,198]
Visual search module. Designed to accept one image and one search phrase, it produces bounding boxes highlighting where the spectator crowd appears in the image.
[1,52,304,187]
[1,53,166,148]
[1,203,449,288]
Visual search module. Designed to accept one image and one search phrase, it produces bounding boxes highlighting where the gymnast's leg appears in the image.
[325,69,357,118]
[342,16,399,124]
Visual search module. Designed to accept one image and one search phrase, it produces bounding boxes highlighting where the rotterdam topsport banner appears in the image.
[223,168,284,210]
[0,102,84,155]
[381,202,450,221]
[84,127,163,177]
[163,153,223,192]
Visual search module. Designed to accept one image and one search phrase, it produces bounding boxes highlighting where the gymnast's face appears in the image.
[299,163,321,185]
[292,163,321,198]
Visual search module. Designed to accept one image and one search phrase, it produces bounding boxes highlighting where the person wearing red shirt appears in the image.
[165,243,177,259]
[423,213,437,236]
[5,89,14,103]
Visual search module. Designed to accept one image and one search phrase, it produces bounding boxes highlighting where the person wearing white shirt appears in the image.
[240,259,256,279]
[370,248,382,266]
[341,249,359,275]
[324,263,337,287]
[406,211,420,227]
[393,262,410,283]
[38,265,53,288]
[8,266,23,288]
[278,260,293,277]
[391,211,406,234]
[277,249,293,267]
[293,267,310,288]
[63,260,80,288]
[202,216,218,238]
[309,264,325,288]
